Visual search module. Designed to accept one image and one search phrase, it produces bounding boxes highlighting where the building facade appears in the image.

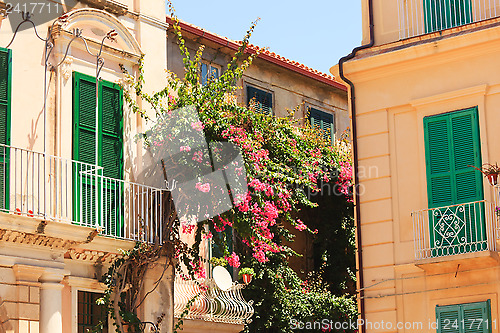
[166,18,349,283]
[339,0,500,332]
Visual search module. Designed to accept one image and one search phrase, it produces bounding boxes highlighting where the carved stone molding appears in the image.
[0,228,78,249]
[60,56,73,81]
[78,0,128,16]
[67,249,119,264]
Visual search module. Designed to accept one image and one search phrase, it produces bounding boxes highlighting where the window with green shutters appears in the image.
[424,0,472,33]
[0,48,11,212]
[423,107,485,256]
[436,300,491,333]
[73,72,123,237]
[247,86,272,115]
[309,107,335,144]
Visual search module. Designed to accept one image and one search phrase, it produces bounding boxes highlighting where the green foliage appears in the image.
[210,257,228,267]
[238,267,255,276]
[242,253,358,332]
[300,176,356,295]
[96,242,162,333]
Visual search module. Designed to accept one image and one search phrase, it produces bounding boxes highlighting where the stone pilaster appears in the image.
[38,270,65,333]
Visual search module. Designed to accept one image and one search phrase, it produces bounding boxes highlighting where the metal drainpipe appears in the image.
[338,1,374,332]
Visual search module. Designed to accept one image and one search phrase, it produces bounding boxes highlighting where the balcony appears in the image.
[0,144,166,243]
[397,0,500,39]
[412,200,498,261]
[174,277,254,325]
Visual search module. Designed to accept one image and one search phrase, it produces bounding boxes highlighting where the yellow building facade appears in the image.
[337,0,500,332]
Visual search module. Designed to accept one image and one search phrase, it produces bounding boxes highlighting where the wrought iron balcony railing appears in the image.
[0,144,167,243]
[412,200,498,260]
[174,278,254,325]
[397,0,500,39]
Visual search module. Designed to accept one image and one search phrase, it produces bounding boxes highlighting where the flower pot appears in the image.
[487,173,499,186]
[242,273,253,284]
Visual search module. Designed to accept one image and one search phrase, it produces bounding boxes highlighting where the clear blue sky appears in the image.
[168,1,362,75]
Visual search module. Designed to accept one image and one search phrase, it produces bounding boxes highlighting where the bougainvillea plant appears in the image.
[97,2,356,332]
[141,10,353,270]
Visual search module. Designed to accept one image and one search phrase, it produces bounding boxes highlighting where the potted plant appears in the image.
[471,163,500,186]
[238,267,255,284]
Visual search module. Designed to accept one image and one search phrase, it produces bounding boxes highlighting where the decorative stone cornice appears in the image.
[78,0,128,16]
[67,249,120,264]
[0,229,78,249]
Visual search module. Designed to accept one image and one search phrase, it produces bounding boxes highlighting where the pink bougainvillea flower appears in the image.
[295,219,307,231]
[191,121,204,131]
[253,250,269,263]
[180,146,191,152]
[191,260,206,279]
[182,224,196,234]
[192,151,203,163]
[226,252,240,268]
[195,182,211,193]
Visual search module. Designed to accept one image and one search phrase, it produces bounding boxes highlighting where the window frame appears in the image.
[200,61,221,85]
[77,289,109,333]
[246,84,273,115]
[0,47,12,211]
[436,300,491,333]
[307,106,335,144]
[67,277,109,333]
[72,71,124,236]
[423,106,483,209]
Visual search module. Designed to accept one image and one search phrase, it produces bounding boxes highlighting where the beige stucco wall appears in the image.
[343,16,500,332]
[166,30,349,139]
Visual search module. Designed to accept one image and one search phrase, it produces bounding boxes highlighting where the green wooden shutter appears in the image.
[424,115,453,207]
[437,304,460,333]
[0,48,11,211]
[424,108,485,256]
[436,301,491,333]
[73,73,123,237]
[424,0,472,33]
[247,86,272,115]
[100,81,123,237]
[310,108,335,144]
[451,112,482,203]
[74,75,97,165]
[73,73,98,226]
[424,108,482,208]
[462,301,490,333]
[101,83,123,179]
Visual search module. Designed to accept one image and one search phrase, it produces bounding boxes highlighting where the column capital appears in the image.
[39,269,67,284]
[13,264,44,284]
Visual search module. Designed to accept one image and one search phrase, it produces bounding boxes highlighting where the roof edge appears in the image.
[166,16,347,92]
